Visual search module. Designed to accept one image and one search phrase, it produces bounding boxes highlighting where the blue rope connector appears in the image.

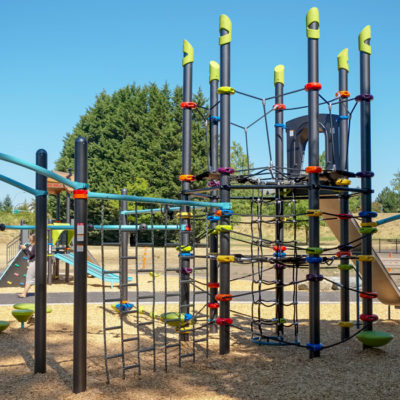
[179,252,194,258]
[218,209,233,216]
[337,115,349,120]
[306,342,324,351]
[274,123,287,129]
[208,116,220,122]
[306,256,323,264]
[207,215,220,221]
[358,211,377,218]
[274,252,286,258]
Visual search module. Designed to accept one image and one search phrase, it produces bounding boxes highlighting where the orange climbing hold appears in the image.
[179,174,195,182]
[335,91,350,98]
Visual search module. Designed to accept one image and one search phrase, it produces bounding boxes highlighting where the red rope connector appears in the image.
[73,189,88,199]
[208,282,220,289]
[274,245,287,251]
[338,213,353,220]
[360,313,379,322]
[215,293,232,302]
[335,91,350,98]
[216,317,233,326]
[305,166,322,174]
[337,251,352,258]
[179,174,195,182]
[180,101,197,109]
[305,82,322,91]
[208,303,220,309]
[360,291,378,300]
[273,104,286,110]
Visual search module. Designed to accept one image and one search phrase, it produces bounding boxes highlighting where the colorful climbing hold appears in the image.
[356,330,393,347]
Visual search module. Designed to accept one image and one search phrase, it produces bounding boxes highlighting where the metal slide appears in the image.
[320,198,400,306]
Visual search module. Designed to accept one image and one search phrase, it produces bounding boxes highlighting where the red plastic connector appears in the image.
[360,313,379,322]
[273,104,286,110]
[208,282,220,289]
[216,317,233,326]
[180,101,197,109]
[335,91,350,98]
[305,166,323,174]
[338,213,353,220]
[305,82,322,91]
[359,291,378,300]
[208,303,220,309]
[336,251,352,258]
[215,293,233,302]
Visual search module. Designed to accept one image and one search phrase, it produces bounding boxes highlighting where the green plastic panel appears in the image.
[182,40,194,66]
[209,61,220,82]
[357,330,393,347]
[274,65,284,85]
[219,14,232,45]
[14,303,52,313]
[337,48,349,71]
[306,7,320,39]
[359,25,371,54]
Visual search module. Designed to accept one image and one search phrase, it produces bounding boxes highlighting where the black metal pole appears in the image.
[120,188,128,301]
[219,14,232,355]
[180,39,193,338]
[306,7,321,359]
[274,65,285,337]
[34,149,47,374]
[73,137,88,393]
[209,60,219,333]
[359,26,373,339]
[66,168,72,223]
[338,49,350,340]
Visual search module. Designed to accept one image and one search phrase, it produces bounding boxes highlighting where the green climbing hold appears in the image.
[0,321,10,332]
[15,264,20,267]
[13,303,52,313]
[357,330,393,347]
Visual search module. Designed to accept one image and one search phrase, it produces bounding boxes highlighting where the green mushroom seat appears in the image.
[12,309,34,329]
[13,303,52,313]
[0,321,10,333]
[357,330,393,347]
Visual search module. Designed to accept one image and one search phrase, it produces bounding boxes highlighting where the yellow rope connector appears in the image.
[280,217,287,222]
[211,225,233,234]
[335,178,351,186]
[217,86,235,95]
[176,212,193,219]
[338,321,354,328]
[217,255,235,263]
[361,222,378,227]
[176,245,192,252]
[306,209,322,217]
[358,255,375,262]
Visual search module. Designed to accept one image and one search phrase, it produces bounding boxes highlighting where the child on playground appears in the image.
[18,233,36,298]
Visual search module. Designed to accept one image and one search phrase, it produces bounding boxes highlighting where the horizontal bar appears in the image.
[121,207,181,215]
[0,153,87,190]
[2,224,186,231]
[0,174,47,197]
[88,191,231,210]
[377,214,400,226]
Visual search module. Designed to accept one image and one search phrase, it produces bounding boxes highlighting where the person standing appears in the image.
[18,233,36,298]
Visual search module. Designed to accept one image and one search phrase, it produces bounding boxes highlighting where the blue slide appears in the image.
[55,252,132,288]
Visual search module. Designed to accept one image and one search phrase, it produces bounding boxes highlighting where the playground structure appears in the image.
[0,6,400,396]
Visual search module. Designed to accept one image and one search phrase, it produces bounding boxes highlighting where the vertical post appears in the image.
[306,7,321,358]
[274,65,285,337]
[219,14,232,355]
[209,60,220,333]
[359,25,373,339]
[120,188,128,301]
[66,168,72,223]
[56,194,61,221]
[34,149,47,374]
[337,49,350,340]
[73,136,88,393]
[180,39,194,336]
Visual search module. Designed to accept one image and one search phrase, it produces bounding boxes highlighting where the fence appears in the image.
[373,238,400,254]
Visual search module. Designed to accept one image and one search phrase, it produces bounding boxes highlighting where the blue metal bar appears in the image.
[0,174,47,196]
[377,214,400,226]
[2,224,186,231]
[121,206,181,215]
[88,191,231,209]
[0,153,87,190]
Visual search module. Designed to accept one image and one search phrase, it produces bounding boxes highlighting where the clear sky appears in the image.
[0,0,398,207]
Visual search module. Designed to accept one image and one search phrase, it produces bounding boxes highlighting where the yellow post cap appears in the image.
[306,7,320,39]
[359,25,371,54]
[274,65,285,85]
[219,14,232,45]
[182,39,194,66]
[209,61,220,82]
[337,48,349,72]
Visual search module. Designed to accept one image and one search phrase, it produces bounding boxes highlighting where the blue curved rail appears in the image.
[377,214,400,226]
[0,174,47,196]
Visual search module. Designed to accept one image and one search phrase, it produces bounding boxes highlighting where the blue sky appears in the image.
[0,0,398,207]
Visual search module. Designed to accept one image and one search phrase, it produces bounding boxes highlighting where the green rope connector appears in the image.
[217,86,235,95]
[338,264,352,271]
[359,227,378,235]
[306,247,323,255]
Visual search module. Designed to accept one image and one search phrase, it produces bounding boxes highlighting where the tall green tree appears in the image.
[376,187,400,212]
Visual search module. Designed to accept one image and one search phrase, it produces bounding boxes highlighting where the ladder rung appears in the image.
[165,293,179,297]
[123,364,140,371]
[165,343,180,349]
[138,242,153,246]
[120,283,138,287]
[180,304,193,308]
[180,353,194,359]
[139,346,155,353]
[105,325,122,331]
[138,321,153,327]
[194,291,206,295]
[103,270,120,275]
[195,338,207,343]
[123,336,139,343]
[120,256,137,260]
[181,279,194,284]
[104,298,122,303]
[137,269,154,273]
[138,295,155,300]
[106,353,123,360]
[194,267,207,270]
[165,268,178,272]
[103,242,120,246]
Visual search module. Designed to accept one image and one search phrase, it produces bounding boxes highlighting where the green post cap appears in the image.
[359,25,371,54]
[274,65,285,85]
[306,7,320,39]
[337,48,349,71]
[209,61,220,83]
[182,40,194,67]
[219,14,232,45]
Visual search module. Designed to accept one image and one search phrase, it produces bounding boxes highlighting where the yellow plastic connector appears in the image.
[335,178,351,186]
[306,209,322,217]
[217,255,235,263]
[217,86,235,95]
[338,321,354,328]
[361,222,378,227]
[211,225,233,234]
[176,212,193,219]
[176,245,192,252]
[358,255,375,262]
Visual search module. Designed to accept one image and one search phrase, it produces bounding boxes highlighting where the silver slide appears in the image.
[320,198,400,306]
